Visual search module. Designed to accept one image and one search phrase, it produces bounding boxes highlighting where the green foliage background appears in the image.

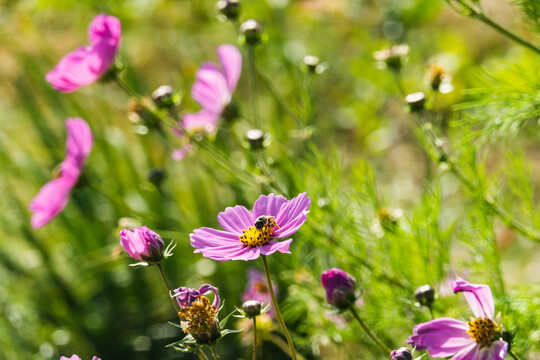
[0,0,539,359]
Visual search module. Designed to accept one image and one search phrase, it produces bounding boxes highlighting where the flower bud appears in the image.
[303,55,320,73]
[147,168,165,186]
[246,129,265,150]
[321,268,357,310]
[216,0,240,21]
[152,85,176,108]
[240,19,262,46]
[242,300,262,318]
[405,92,426,112]
[373,44,409,71]
[414,284,435,306]
[426,64,450,91]
[390,347,413,360]
[119,226,165,264]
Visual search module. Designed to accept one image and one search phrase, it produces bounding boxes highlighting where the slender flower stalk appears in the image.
[157,263,181,316]
[247,45,260,128]
[262,255,297,360]
[197,348,210,360]
[209,345,221,360]
[252,317,258,360]
[350,307,392,354]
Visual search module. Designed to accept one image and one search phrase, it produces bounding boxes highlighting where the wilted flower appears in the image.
[60,356,100,360]
[390,347,413,360]
[373,44,409,71]
[408,278,507,360]
[119,226,165,264]
[321,268,357,310]
[242,268,277,317]
[30,119,93,228]
[46,14,121,93]
[190,193,311,261]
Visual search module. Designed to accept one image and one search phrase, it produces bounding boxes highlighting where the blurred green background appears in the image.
[1,0,540,359]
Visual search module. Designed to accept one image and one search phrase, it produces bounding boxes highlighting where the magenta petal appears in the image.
[217,44,242,93]
[217,205,254,233]
[407,317,472,357]
[65,118,93,166]
[191,63,230,114]
[182,109,219,133]
[489,341,508,360]
[450,343,479,360]
[228,246,263,261]
[92,357,102,360]
[60,356,82,360]
[274,192,311,238]
[46,46,103,92]
[190,227,239,248]
[259,239,293,256]
[252,193,288,218]
[29,176,76,229]
[88,14,121,46]
[195,243,247,261]
[452,277,495,319]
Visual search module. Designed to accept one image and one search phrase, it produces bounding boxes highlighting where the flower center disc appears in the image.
[467,317,498,346]
[239,226,274,247]
[178,296,218,335]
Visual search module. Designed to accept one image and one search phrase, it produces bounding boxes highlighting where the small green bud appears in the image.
[246,129,265,150]
[240,19,262,46]
[216,0,240,21]
[152,85,180,108]
[405,92,426,112]
[390,347,413,360]
[242,300,262,318]
[303,55,320,73]
[414,284,435,306]
[147,168,165,186]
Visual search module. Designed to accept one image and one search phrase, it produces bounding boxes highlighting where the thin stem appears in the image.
[393,71,406,97]
[269,335,307,360]
[197,348,210,360]
[252,317,258,360]
[509,350,521,360]
[209,345,221,360]
[450,0,540,55]
[428,305,435,320]
[349,307,391,355]
[156,264,181,318]
[247,45,261,128]
[261,255,297,360]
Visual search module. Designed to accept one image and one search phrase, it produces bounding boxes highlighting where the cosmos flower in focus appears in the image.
[29,118,93,228]
[190,193,311,261]
[407,277,507,360]
[46,14,121,93]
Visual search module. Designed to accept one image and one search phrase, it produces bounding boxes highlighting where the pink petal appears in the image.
[65,118,93,167]
[274,192,311,238]
[407,317,472,357]
[46,46,102,92]
[190,227,240,250]
[259,239,293,256]
[252,193,288,218]
[228,246,263,261]
[451,343,479,360]
[182,109,219,133]
[489,341,508,360]
[217,205,254,233]
[194,243,248,261]
[452,277,495,319]
[191,63,230,114]
[60,356,82,360]
[29,176,76,229]
[88,14,121,46]
[172,144,193,161]
[217,44,242,93]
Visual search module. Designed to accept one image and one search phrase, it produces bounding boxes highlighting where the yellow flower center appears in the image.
[239,225,274,247]
[178,296,218,335]
[467,317,499,347]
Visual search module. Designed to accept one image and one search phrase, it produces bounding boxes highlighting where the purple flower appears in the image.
[46,14,121,93]
[29,118,93,228]
[119,226,165,263]
[190,193,311,261]
[407,277,507,360]
[242,268,277,317]
[321,268,357,310]
[173,284,221,309]
[60,356,100,360]
[181,44,242,134]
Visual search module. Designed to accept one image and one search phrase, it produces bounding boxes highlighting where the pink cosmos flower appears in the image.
[60,356,100,360]
[119,226,165,263]
[242,268,277,317]
[407,277,508,360]
[190,193,311,261]
[46,14,121,93]
[321,268,357,310]
[29,118,93,228]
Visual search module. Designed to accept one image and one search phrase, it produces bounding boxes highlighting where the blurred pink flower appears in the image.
[190,193,311,261]
[408,277,507,360]
[321,268,357,310]
[46,14,121,93]
[60,356,100,360]
[29,118,93,228]
[242,268,277,317]
[119,226,165,263]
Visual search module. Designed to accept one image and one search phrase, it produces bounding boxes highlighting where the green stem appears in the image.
[261,255,297,360]
[247,45,261,128]
[428,305,435,320]
[393,70,406,97]
[209,345,221,360]
[509,350,521,360]
[451,0,540,55]
[197,348,210,360]
[252,317,258,360]
[349,307,391,355]
[156,264,181,319]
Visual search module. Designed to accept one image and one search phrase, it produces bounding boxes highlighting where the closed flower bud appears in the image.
[147,168,165,186]
[390,347,413,360]
[405,92,426,112]
[373,44,409,71]
[242,300,262,318]
[240,19,262,46]
[152,85,176,108]
[246,129,265,150]
[303,55,320,72]
[217,0,240,21]
[119,226,165,264]
[414,284,435,306]
[321,268,357,310]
